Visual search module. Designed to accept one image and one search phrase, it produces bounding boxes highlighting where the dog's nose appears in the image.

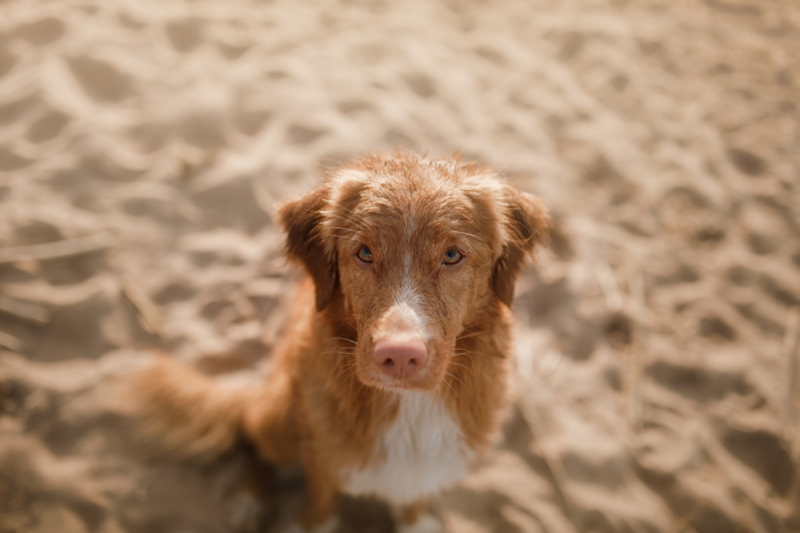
[373,338,428,378]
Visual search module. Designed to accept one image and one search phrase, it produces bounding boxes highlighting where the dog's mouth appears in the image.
[359,367,444,392]
[362,369,440,392]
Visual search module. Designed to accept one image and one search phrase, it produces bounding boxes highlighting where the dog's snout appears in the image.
[373,338,428,378]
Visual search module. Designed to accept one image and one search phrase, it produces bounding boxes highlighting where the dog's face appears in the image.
[279,153,549,391]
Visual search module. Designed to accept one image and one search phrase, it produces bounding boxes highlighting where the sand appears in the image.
[0,0,799,531]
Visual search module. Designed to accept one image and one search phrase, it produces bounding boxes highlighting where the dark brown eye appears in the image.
[443,249,462,265]
[356,246,373,263]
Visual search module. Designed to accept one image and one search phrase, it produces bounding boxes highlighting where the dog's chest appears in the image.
[342,391,472,505]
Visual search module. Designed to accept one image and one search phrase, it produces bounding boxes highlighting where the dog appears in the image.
[128,152,550,532]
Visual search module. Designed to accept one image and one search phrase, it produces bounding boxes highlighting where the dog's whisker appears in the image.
[445,370,467,390]
[321,350,355,357]
[459,315,501,334]
[333,360,360,383]
[441,372,464,405]
[447,361,472,376]
[330,336,358,346]
[456,328,492,341]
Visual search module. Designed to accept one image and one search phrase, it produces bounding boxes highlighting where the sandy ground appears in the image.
[0,0,799,532]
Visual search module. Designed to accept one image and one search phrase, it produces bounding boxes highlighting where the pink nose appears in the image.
[373,338,428,378]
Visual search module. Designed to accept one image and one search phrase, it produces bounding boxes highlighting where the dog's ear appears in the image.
[493,187,550,307]
[278,187,337,311]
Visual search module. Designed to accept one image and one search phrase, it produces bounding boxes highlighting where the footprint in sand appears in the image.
[165,18,205,53]
[232,109,271,136]
[657,186,726,245]
[65,55,133,103]
[732,299,786,337]
[383,127,416,150]
[27,108,70,143]
[13,220,64,246]
[727,263,799,336]
[727,147,767,177]
[191,176,271,235]
[474,46,507,66]
[758,273,800,309]
[738,199,794,256]
[721,427,795,497]
[217,41,251,61]
[0,93,40,126]
[0,147,32,171]
[10,17,66,46]
[153,281,198,306]
[336,99,374,116]
[286,123,329,145]
[403,72,437,99]
[697,314,737,342]
[0,284,117,362]
[582,155,638,207]
[646,360,756,403]
[0,42,17,79]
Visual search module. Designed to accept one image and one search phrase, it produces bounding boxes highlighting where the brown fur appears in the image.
[126,152,550,530]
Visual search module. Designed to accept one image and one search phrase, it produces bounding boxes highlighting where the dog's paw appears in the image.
[223,487,267,532]
[284,516,339,533]
[226,493,265,533]
[399,514,442,533]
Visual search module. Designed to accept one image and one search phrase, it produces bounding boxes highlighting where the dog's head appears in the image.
[279,152,549,391]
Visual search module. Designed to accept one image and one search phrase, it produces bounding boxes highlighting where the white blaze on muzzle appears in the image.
[373,299,429,345]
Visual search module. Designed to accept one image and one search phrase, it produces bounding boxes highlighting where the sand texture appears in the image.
[1,0,799,532]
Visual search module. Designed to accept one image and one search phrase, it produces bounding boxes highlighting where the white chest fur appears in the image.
[342,391,473,506]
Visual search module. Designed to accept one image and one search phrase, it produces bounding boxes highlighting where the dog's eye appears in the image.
[356,246,373,263]
[442,249,462,265]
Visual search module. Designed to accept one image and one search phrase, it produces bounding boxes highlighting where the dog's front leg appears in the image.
[397,500,442,533]
[295,466,340,533]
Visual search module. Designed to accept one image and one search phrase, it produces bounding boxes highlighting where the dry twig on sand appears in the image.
[0,233,113,265]
[783,307,800,447]
[0,330,22,352]
[0,295,51,325]
[120,278,164,338]
[594,261,623,312]
[627,264,647,433]
[671,504,701,533]
[515,362,579,531]
[518,397,579,529]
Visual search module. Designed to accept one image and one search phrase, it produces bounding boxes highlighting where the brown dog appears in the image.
[129,152,550,532]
